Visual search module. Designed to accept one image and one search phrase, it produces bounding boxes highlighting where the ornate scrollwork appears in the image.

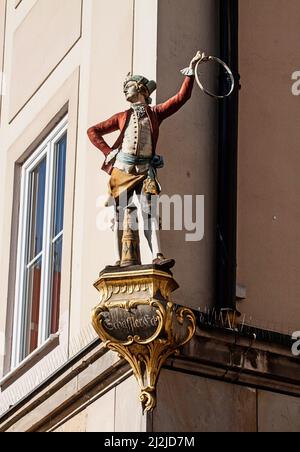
[92,267,196,412]
[92,299,165,346]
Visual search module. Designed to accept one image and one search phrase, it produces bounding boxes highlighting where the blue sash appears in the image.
[116,152,164,180]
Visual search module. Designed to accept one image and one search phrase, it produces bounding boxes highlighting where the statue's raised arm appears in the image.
[87,52,204,269]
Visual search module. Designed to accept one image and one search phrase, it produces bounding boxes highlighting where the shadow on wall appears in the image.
[156,0,220,309]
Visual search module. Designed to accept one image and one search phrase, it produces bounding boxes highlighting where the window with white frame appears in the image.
[12,117,68,368]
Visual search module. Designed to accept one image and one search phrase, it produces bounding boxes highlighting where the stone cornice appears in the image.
[0,328,299,431]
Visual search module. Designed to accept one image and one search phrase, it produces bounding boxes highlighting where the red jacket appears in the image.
[87,76,194,174]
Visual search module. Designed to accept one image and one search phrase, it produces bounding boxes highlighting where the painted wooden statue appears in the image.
[88,51,206,269]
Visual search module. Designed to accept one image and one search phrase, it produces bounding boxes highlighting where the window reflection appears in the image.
[23,257,42,359]
[48,133,67,336]
[28,157,46,262]
[16,125,67,365]
[53,135,67,238]
[50,236,62,335]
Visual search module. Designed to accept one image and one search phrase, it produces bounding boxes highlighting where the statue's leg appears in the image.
[150,215,162,258]
[112,205,124,265]
[142,210,161,258]
[116,187,141,267]
[140,190,175,269]
[112,188,132,266]
[121,205,141,267]
[112,190,130,265]
[139,192,161,259]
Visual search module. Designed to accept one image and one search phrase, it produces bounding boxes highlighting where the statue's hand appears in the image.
[190,50,209,69]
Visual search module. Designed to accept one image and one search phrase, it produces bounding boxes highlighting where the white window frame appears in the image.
[12,116,68,369]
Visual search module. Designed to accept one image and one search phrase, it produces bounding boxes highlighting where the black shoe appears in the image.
[153,254,175,269]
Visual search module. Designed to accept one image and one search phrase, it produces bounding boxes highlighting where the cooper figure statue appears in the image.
[88,51,205,269]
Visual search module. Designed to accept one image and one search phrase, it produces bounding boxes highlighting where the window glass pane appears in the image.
[22,257,42,360]
[14,120,67,366]
[28,157,46,262]
[53,134,67,238]
[49,236,63,335]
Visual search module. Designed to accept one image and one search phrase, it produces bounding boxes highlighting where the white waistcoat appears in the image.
[114,108,153,174]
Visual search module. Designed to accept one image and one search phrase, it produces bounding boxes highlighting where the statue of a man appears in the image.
[88,51,205,268]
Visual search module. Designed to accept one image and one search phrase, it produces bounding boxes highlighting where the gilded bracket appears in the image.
[92,266,196,412]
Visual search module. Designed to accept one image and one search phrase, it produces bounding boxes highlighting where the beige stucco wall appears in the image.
[9,0,83,119]
[54,377,145,433]
[0,0,7,378]
[238,0,300,334]
[0,0,299,431]
[0,0,6,100]
[70,0,135,339]
[258,391,300,433]
[153,370,300,432]
[0,0,90,381]
[0,0,159,410]
[156,0,219,309]
[0,0,220,378]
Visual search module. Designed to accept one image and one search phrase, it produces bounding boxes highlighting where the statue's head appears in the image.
[123,74,157,104]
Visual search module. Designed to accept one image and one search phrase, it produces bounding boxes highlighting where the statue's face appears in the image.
[124,81,140,103]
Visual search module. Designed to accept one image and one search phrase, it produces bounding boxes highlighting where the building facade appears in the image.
[0,0,299,432]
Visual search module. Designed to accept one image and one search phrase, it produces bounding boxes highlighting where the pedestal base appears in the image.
[92,264,196,412]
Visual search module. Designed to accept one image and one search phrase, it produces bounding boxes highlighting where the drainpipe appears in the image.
[216,0,239,317]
